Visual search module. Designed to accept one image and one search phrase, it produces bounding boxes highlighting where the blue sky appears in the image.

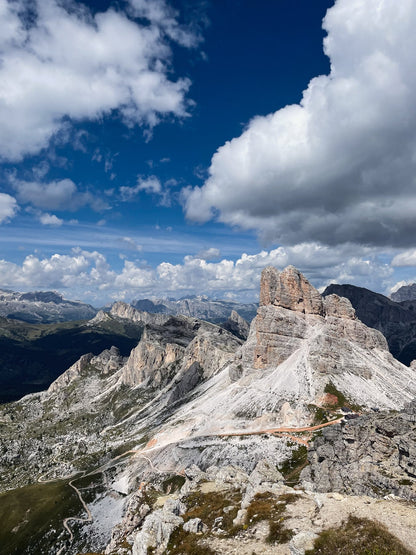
[1,0,416,305]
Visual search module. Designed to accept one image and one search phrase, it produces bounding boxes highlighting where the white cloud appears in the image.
[391,249,416,267]
[0,243,393,304]
[184,0,416,248]
[128,0,203,48]
[0,192,18,223]
[120,176,162,201]
[11,177,108,212]
[0,0,196,160]
[119,236,143,252]
[39,213,63,226]
[120,175,172,206]
[196,247,221,260]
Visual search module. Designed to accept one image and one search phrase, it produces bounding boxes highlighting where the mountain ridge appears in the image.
[0,288,97,323]
[1,265,416,554]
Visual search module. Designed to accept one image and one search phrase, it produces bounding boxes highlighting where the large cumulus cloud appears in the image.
[184,0,416,247]
[0,244,393,304]
[0,0,197,160]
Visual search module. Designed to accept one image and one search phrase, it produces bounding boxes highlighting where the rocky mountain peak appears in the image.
[260,265,324,315]
[323,293,356,320]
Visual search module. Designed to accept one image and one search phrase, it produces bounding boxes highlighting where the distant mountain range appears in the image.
[131,295,258,323]
[0,288,97,323]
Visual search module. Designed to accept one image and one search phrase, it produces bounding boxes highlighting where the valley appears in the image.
[1,266,416,554]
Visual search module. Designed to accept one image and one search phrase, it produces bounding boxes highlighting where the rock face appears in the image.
[391,283,416,302]
[221,310,250,340]
[3,264,416,555]
[0,288,97,323]
[110,302,170,326]
[323,283,416,365]
[253,267,389,376]
[302,400,416,501]
[144,266,416,449]
[48,347,126,394]
[120,316,242,389]
[260,265,324,315]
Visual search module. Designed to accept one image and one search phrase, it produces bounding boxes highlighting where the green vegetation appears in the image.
[398,478,413,486]
[166,531,216,555]
[308,404,332,425]
[166,488,242,554]
[183,488,242,530]
[305,515,412,555]
[279,445,308,485]
[0,317,143,403]
[245,492,296,544]
[323,382,362,412]
[0,478,83,555]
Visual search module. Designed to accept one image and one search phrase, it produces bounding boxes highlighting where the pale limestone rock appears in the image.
[221,310,250,340]
[121,327,185,387]
[249,459,284,487]
[119,317,241,388]
[323,294,356,319]
[110,301,170,326]
[87,309,112,325]
[289,531,319,555]
[132,509,183,555]
[90,346,125,375]
[163,498,186,516]
[47,353,93,394]
[183,518,208,533]
[260,265,324,315]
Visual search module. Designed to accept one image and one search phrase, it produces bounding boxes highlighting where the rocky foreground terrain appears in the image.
[1,266,416,554]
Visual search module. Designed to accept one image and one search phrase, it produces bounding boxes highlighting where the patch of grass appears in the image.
[166,488,242,553]
[166,529,216,555]
[323,382,361,412]
[184,489,242,530]
[398,479,413,486]
[267,519,294,544]
[245,492,296,545]
[308,404,331,425]
[279,445,308,485]
[0,478,83,555]
[305,515,412,555]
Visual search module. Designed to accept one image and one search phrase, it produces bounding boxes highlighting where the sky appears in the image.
[1,0,416,306]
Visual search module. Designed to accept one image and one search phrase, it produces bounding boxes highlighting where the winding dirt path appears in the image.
[217,416,343,439]
[62,478,93,542]
[46,416,343,547]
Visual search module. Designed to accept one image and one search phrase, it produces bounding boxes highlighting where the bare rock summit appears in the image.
[260,265,324,315]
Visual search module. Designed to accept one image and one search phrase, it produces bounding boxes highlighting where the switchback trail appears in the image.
[48,415,344,548]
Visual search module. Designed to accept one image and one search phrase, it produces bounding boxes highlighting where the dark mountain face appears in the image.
[0,316,143,403]
[323,283,416,365]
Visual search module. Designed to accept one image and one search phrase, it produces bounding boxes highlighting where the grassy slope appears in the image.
[0,479,82,555]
